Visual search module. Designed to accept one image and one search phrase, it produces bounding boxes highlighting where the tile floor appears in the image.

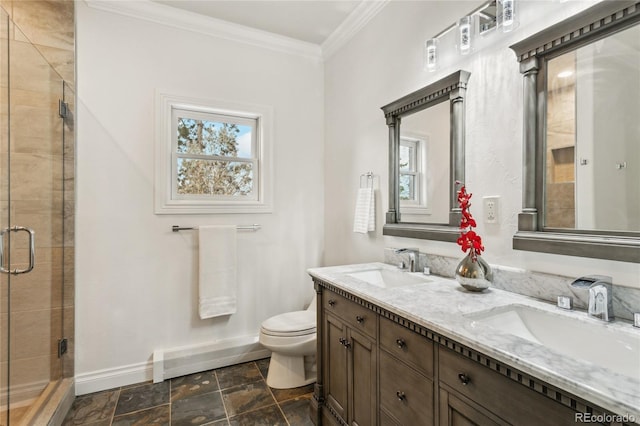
[63,358,314,426]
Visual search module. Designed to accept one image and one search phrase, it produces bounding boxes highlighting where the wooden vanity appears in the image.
[310,278,638,426]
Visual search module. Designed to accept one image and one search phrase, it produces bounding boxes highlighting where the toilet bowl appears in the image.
[259,295,317,389]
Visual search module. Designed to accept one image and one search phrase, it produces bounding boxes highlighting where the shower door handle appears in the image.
[0,226,35,275]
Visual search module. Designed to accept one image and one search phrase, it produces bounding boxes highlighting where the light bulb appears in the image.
[458,16,472,55]
[501,0,516,32]
[425,39,438,71]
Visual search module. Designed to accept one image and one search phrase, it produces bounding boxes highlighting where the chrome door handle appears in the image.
[0,226,35,275]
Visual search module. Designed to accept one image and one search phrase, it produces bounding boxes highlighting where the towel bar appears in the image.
[172,225,261,232]
[360,172,375,188]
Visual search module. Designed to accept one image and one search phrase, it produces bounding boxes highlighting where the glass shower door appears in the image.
[0,9,66,425]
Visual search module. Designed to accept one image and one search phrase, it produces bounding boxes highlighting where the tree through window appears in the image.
[172,109,258,200]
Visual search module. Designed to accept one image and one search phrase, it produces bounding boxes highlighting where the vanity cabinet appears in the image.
[322,290,377,426]
[438,347,580,426]
[312,280,633,426]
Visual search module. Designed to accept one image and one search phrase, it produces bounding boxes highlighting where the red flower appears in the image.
[456,182,484,260]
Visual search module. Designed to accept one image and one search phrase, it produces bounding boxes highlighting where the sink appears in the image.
[347,268,431,288]
[467,304,640,379]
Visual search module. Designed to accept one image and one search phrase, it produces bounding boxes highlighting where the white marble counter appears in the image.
[308,262,640,420]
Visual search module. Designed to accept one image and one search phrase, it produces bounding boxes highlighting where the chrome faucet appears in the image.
[394,248,419,272]
[571,275,614,322]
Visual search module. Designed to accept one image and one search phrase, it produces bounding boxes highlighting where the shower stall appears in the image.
[0,3,75,425]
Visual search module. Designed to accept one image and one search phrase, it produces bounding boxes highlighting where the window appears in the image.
[399,136,428,210]
[155,92,273,214]
[399,137,420,204]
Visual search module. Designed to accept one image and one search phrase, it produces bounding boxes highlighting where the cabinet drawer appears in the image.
[439,348,579,426]
[380,316,434,378]
[323,290,377,337]
[380,350,434,426]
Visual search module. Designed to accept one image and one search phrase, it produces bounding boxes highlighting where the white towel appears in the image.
[353,187,375,233]
[198,225,237,319]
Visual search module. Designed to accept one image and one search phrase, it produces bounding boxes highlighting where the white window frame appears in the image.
[155,91,273,214]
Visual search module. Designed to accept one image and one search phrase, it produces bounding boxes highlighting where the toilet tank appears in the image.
[306,293,317,312]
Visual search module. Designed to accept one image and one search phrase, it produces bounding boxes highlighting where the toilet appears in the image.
[259,294,317,389]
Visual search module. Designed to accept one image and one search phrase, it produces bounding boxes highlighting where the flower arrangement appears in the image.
[456,182,484,261]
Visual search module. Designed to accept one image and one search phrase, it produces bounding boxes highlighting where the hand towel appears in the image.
[198,225,237,319]
[353,187,375,233]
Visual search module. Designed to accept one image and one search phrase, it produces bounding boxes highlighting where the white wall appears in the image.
[76,2,324,391]
[324,0,640,287]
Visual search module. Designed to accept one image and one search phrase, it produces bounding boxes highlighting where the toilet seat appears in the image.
[261,310,316,337]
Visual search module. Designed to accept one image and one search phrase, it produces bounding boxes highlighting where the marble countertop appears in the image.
[308,262,640,419]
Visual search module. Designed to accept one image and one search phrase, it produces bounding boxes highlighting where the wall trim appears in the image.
[84,0,322,59]
[321,0,390,59]
[153,335,270,383]
[84,0,389,61]
[76,336,270,395]
[75,361,153,396]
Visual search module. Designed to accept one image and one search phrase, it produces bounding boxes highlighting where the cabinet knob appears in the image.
[356,315,364,323]
[396,391,406,401]
[328,299,336,307]
[396,338,406,349]
[338,337,351,349]
[458,373,471,386]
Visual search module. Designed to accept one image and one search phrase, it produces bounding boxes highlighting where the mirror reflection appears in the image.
[545,23,640,232]
[399,101,450,224]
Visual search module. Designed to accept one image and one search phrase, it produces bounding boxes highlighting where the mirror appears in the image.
[399,101,450,224]
[545,24,640,232]
[510,1,640,262]
[382,70,471,241]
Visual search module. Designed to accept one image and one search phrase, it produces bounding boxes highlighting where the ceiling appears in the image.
[152,0,364,45]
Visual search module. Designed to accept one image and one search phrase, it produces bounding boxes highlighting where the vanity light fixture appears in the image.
[424,38,438,71]
[458,15,473,55]
[557,70,573,78]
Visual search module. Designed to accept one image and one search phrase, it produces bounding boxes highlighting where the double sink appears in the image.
[345,264,640,381]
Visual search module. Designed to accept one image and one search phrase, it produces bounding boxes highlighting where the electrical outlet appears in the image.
[483,196,500,224]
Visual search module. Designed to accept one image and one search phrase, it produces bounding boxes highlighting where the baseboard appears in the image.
[153,334,270,382]
[75,361,153,395]
[76,335,270,395]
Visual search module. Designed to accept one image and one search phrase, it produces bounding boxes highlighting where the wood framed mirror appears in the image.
[510,1,640,262]
[382,70,471,241]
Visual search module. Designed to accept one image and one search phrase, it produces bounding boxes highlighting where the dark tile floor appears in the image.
[63,358,315,426]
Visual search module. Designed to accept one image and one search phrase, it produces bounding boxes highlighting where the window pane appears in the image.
[399,174,415,201]
[399,145,411,171]
[177,117,253,159]
[177,158,253,196]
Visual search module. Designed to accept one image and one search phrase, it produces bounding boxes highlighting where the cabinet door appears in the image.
[324,313,349,423]
[348,327,377,426]
[380,350,434,425]
[439,348,583,426]
[439,388,507,426]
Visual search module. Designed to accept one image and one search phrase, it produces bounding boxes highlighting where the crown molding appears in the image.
[84,0,322,60]
[322,0,390,60]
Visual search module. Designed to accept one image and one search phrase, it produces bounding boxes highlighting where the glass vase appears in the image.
[455,250,492,292]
